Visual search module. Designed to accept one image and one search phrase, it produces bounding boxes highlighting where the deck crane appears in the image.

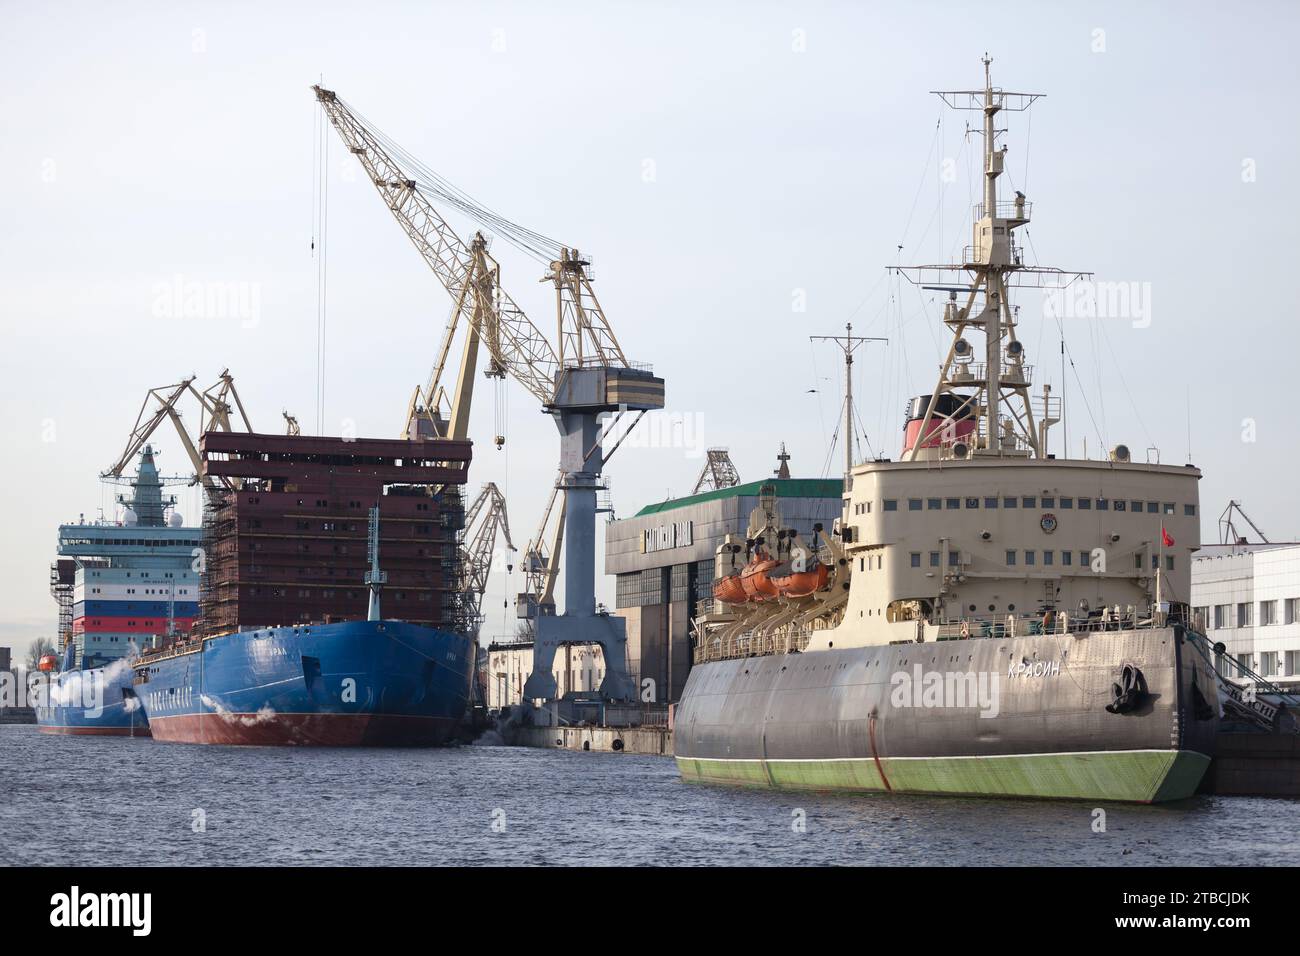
[105,369,257,492]
[315,85,664,702]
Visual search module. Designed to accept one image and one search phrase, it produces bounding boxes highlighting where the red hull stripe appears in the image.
[148,712,455,747]
[38,726,152,737]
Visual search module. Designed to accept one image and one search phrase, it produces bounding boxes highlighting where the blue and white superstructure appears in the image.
[34,446,202,735]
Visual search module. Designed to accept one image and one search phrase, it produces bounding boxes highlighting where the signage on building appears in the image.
[643,519,693,553]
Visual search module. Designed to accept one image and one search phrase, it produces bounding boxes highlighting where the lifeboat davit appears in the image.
[713,573,747,605]
[771,561,829,599]
[739,558,780,602]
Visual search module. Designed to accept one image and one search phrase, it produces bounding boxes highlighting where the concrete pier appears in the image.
[1202,732,1300,797]
[512,724,672,755]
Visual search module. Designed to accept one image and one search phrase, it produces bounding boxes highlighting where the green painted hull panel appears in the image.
[676,749,1211,803]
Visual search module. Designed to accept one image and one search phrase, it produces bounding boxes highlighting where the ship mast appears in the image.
[894,55,1087,461]
[810,324,886,489]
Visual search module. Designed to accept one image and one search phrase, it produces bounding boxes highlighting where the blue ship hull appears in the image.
[135,619,473,746]
[33,664,150,737]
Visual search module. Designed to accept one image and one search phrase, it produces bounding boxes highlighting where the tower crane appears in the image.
[315,85,665,702]
[105,370,259,491]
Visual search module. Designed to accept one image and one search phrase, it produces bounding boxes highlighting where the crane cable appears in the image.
[343,98,567,266]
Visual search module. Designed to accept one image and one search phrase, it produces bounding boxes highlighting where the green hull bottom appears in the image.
[675,749,1212,804]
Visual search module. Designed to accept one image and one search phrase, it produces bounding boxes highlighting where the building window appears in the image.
[1214,604,1229,629]
[1287,650,1300,677]
[1184,504,1196,517]
[1260,600,1278,626]
[1286,598,1299,625]
[1163,503,1175,515]
[1260,652,1279,677]
[1080,551,1092,568]
[966,497,979,509]
[1237,602,1253,628]
[1146,501,1159,514]
[1097,498,1109,511]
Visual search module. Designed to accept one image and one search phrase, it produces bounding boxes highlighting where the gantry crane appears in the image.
[105,370,258,491]
[693,448,742,494]
[315,85,664,701]
[1219,500,1270,547]
[459,482,516,637]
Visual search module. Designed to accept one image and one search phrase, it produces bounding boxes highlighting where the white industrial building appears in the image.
[1191,543,1300,689]
[484,640,606,711]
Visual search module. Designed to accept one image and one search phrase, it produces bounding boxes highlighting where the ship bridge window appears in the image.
[1022,496,1037,508]
[1043,550,1054,565]
[984,496,998,509]
[966,497,979,509]
[1185,504,1196,517]
[910,552,921,568]
[1003,497,1017,509]
[929,551,940,567]
[908,499,922,511]
[948,550,959,566]
[1042,496,1055,508]
[1062,551,1073,566]
[1114,500,1127,512]
[927,498,942,511]
[1130,500,1143,513]
[1006,550,1016,566]
[1060,497,1073,509]
[1078,498,1092,511]
[946,497,961,510]
[1024,550,1036,565]
[1163,503,1175,515]
[883,499,898,512]
[1097,499,1109,511]
[1146,501,1159,513]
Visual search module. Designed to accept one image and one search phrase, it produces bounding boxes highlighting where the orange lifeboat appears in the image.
[713,573,747,605]
[38,654,59,673]
[771,562,829,599]
[739,558,780,602]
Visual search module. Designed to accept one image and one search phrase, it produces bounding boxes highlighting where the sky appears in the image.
[2,0,1298,662]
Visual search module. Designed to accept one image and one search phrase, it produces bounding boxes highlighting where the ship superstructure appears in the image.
[675,60,1222,803]
[34,446,200,735]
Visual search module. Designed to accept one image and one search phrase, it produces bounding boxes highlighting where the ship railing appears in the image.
[973,199,1032,222]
